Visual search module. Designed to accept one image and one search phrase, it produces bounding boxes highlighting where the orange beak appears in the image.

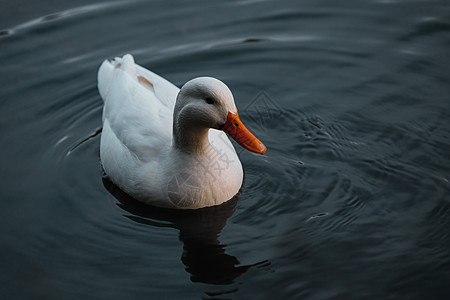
[221,111,267,155]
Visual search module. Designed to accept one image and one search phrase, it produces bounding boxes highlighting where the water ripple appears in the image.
[1,0,132,36]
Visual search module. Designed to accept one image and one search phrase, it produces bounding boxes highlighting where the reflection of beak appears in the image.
[221,111,267,155]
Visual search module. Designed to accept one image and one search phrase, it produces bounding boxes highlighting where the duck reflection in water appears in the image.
[103,177,260,285]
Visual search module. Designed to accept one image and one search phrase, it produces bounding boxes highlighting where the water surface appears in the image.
[1,0,450,299]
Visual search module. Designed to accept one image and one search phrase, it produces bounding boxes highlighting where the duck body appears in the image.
[98,54,265,209]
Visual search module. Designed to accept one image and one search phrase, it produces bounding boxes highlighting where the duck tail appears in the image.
[97,54,137,102]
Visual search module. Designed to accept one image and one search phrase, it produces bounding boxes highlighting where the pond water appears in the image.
[1,0,449,299]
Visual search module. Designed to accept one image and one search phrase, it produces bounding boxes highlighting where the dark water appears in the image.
[1,0,450,299]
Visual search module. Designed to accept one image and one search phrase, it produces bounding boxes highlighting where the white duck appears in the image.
[98,54,266,209]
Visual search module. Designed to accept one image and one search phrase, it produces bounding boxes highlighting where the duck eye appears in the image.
[205,97,215,105]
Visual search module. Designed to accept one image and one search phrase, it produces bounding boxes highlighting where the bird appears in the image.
[98,54,266,209]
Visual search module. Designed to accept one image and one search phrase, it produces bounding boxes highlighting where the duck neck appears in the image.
[173,122,211,155]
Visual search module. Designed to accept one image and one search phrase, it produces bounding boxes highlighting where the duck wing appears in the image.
[98,54,179,161]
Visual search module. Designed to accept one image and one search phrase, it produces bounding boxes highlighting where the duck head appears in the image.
[173,77,266,155]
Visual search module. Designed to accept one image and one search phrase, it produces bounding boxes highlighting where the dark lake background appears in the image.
[1,0,449,299]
